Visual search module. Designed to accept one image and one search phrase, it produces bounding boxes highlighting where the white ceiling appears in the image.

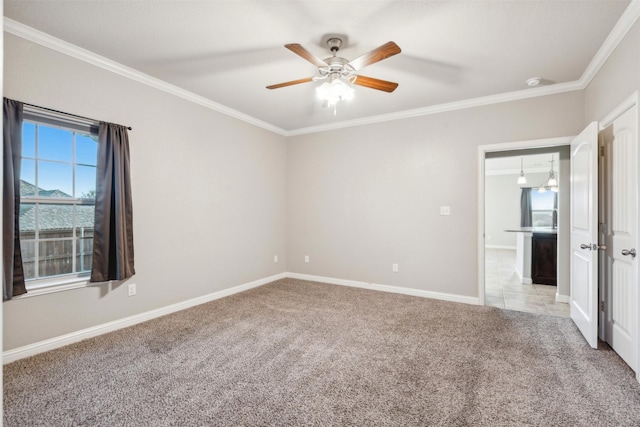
[3,0,634,134]
[485,153,559,175]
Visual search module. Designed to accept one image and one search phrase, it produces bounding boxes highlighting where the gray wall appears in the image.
[557,151,571,298]
[287,93,585,297]
[3,34,288,351]
[484,172,550,248]
[585,18,640,122]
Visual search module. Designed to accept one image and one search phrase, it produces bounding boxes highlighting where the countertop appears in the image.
[504,227,558,234]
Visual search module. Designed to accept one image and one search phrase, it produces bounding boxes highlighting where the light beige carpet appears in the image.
[4,278,640,426]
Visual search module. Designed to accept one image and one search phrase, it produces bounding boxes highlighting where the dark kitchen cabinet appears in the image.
[532,233,557,285]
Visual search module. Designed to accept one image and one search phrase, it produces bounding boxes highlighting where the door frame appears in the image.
[477,136,573,305]
[598,90,640,381]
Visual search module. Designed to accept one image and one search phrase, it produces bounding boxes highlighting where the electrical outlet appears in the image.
[440,206,451,215]
[392,263,399,273]
[305,255,310,263]
[128,283,136,296]
[274,255,278,263]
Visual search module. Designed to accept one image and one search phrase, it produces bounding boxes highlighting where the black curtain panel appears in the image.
[90,122,135,282]
[520,187,532,228]
[3,98,27,300]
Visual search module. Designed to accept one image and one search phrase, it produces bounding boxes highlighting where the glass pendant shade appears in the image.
[316,76,355,106]
[517,172,527,185]
[538,155,558,193]
[517,157,527,184]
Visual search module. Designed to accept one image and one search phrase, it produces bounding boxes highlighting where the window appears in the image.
[531,191,557,228]
[19,113,98,286]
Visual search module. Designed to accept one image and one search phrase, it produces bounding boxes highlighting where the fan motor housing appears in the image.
[324,56,348,67]
[327,37,342,52]
[319,57,354,78]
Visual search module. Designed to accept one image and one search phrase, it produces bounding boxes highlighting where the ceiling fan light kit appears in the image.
[267,37,401,114]
[316,76,355,114]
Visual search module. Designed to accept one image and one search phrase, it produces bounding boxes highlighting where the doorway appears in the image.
[598,96,639,373]
[477,137,572,314]
[566,95,639,377]
[484,151,567,315]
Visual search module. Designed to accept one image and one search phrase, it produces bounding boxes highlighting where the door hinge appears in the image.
[600,301,605,311]
[600,146,605,156]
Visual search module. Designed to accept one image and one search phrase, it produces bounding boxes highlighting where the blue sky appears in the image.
[531,190,556,210]
[21,122,97,198]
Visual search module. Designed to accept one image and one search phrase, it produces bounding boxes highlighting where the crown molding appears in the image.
[579,0,640,87]
[3,18,289,136]
[5,0,640,138]
[287,81,583,136]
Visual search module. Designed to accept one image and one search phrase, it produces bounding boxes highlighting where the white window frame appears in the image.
[18,106,99,297]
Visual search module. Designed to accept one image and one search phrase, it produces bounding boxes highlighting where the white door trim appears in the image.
[599,90,640,381]
[477,136,573,306]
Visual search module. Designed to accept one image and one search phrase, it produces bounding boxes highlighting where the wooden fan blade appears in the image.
[285,44,328,67]
[352,75,399,93]
[347,41,401,71]
[266,77,314,90]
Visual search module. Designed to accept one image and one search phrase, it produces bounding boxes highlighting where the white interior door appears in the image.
[603,106,638,371]
[570,122,599,348]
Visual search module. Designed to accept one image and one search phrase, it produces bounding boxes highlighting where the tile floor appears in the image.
[485,248,570,317]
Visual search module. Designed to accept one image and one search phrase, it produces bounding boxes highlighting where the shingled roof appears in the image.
[20,179,71,198]
[19,180,94,232]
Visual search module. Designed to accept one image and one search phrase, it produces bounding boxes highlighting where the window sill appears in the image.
[17,276,92,299]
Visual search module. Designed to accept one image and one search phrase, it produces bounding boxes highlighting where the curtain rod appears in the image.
[22,101,132,131]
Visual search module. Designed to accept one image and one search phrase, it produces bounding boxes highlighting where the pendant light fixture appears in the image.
[517,157,527,184]
[538,155,559,193]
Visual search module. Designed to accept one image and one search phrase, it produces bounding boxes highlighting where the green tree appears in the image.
[81,189,96,199]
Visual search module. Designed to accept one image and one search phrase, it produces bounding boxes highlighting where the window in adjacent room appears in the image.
[531,190,557,228]
[19,110,98,288]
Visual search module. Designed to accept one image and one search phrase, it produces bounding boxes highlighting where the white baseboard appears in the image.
[556,293,570,303]
[515,267,523,282]
[3,271,481,364]
[287,272,480,306]
[3,272,287,364]
[514,268,533,284]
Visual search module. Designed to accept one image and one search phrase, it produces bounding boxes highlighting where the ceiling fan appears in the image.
[266,38,401,106]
